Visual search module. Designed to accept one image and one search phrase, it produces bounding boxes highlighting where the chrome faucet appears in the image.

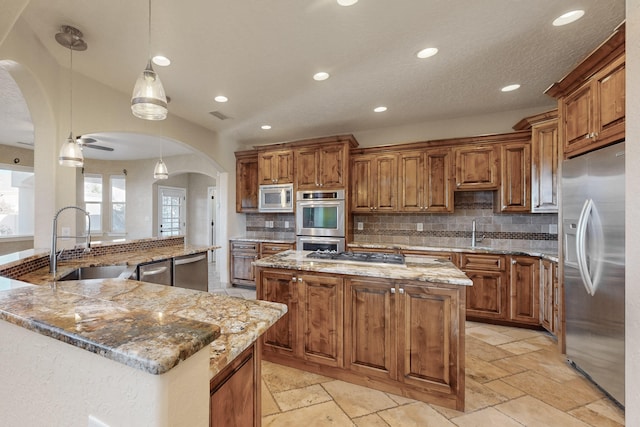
[471,219,485,248]
[50,206,91,275]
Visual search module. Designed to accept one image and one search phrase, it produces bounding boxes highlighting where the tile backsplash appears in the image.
[243,192,558,253]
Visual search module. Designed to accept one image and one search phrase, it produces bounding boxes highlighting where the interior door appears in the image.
[158,186,186,237]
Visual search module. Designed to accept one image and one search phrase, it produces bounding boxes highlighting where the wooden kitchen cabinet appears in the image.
[509,256,540,325]
[235,150,259,213]
[258,148,294,184]
[399,148,454,213]
[296,143,348,190]
[531,119,559,213]
[210,342,260,427]
[454,145,499,190]
[496,142,530,212]
[546,23,625,158]
[351,153,398,213]
[230,241,259,288]
[260,270,343,368]
[540,259,559,335]
[460,253,508,321]
[260,242,295,257]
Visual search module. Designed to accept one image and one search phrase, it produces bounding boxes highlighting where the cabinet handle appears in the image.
[511,259,517,265]
[297,278,303,282]
[292,276,297,282]
[390,288,396,294]
[456,182,461,187]
[399,288,405,294]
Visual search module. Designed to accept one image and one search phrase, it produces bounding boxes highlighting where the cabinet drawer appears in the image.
[231,241,260,252]
[402,250,458,265]
[261,243,294,256]
[460,253,506,271]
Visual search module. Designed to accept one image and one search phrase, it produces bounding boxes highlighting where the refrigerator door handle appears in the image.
[576,199,595,296]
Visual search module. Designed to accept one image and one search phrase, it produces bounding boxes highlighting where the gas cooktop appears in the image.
[306,250,405,265]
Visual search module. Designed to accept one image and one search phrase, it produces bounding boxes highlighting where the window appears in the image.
[84,174,102,232]
[0,167,34,236]
[110,175,126,233]
[158,186,185,237]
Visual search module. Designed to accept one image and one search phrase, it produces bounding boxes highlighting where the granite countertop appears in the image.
[348,242,559,262]
[254,250,472,286]
[0,278,286,378]
[18,244,219,285]
[230,237,295,244]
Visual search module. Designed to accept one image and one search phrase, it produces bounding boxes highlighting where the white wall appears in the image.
[187,173,216,247]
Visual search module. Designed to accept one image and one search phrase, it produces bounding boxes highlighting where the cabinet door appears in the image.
[563,83,594,155]
[464,271,508,320]
[258,149,293,185]
[398,283,462,399]
[373,154,397,212]
[351,155,374,213]
[497,142,530,212]
[298,274,343,367]
[210,343,259,427]
[260,270,298,356]
[235,155,259,213]
[345,278,396,380]
[509,256,540,325]
[425,148,453,212]
[454,145,499,190]
[531,120,559,213]
[230,252,257,286]
[595,55,625,144]
[295,147,319,190]
[540,259,554,333]
[318,144,346,188]
[398,151,424,212]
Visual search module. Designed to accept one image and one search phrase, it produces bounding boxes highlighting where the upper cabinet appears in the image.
[546,23,625,158]
[258,149,294,185]
[496,142,530,213]
[235,150,259,213]
[351,153,398,213]
[399,148,454,213]
[296,142,349,190]
[453,145,499,191]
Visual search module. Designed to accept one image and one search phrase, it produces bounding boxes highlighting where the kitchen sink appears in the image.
[58,265,134,281]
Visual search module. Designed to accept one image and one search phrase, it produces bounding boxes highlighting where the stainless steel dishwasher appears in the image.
[136,259,173,286]
[173,252,208,291]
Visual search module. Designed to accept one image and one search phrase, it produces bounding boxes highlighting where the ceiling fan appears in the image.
[76,135,114,151]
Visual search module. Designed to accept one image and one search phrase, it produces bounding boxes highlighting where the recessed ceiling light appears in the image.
[337,0,358,6]
[313,72,330,81]
[214,95,228,103]
[501,84,521,92]
[152,55,171,66]
[374,106,387,113]
[416,47,438,59]
[552,10,585,26]
[261,125,272,130]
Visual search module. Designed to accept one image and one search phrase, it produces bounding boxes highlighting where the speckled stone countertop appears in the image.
[0,278,286,378]
[348,242,559,262]
[230,237,295,244]
[18,244,218,285]
[254,250,472,286]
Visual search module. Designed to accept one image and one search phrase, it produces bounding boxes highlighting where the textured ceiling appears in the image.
[0,0,626,159]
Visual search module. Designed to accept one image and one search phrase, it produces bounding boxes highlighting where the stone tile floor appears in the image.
[206,263,624,426]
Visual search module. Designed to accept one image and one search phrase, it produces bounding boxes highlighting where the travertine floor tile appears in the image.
[262,401,354,427]
[322,380,398,418]
[466,355,511,383]
[352,413,390,427]
[569,398,625,426]
[493,350,578,382]
[484,379,526,400]
[465,377,510,412]
[262,360,333,393]
[501,327,547,341]
[451,407,525,427]
[497,340,543,355]
[466,336,513,361]
[272,384,332,411]
[378,402,456,427]
[385,392,416,406]
[495,395,591,427]
[262,380,280,416]
[466,325,517,346]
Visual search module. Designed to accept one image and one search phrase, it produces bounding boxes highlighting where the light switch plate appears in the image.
[549,224,558,234]
[417,223,423,232]
[357,222,363,231]
[284,221,290,228]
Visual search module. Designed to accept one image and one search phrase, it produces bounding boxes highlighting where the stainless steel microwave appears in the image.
[258,183,294,212]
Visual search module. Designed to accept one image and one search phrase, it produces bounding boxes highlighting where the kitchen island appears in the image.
[254,250,472,411]
[0,277,286,426]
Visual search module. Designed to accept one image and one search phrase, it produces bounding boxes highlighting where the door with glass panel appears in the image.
[158,186,186,237]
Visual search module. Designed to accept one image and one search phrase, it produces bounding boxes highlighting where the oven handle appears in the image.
[296,200,343,208]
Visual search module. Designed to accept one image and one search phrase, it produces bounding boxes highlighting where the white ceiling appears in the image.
[0,0,626,160]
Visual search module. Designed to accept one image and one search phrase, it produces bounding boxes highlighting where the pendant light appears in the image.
[154,143,168,179]
[55,26,87,167]
[131,0,168,120]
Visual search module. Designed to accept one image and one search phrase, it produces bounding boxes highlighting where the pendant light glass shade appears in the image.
[58,132,84,167]
[154,159,169,179]
[131,59,168,120]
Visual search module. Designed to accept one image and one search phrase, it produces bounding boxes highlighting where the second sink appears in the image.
[58,265,133,281]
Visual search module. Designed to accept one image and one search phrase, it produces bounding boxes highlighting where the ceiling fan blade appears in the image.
[76,136,97,144]
[83,144,114,152]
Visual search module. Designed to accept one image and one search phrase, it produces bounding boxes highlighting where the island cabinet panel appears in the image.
[345,278,396,380]
[258,149,294,184]
[509,256,540,325]
[351,153,398,212]
[260,270,298,356]
[298,274,344,367]
[210,343,260,427]
[454,145,499,191]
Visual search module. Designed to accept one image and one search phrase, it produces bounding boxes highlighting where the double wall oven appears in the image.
[296,189,345,252]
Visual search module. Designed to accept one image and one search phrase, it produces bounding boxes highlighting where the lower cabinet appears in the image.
[257,267,465,410]
[509,255,540,325]
[210,343,260,427]
[540,259,560,335]
[230,240,295,288]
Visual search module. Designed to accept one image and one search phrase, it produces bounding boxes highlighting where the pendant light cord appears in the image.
[148,0,152,60]
[69,45,73,137]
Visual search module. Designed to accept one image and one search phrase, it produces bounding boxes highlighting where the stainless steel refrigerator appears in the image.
[562,141,625,407]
